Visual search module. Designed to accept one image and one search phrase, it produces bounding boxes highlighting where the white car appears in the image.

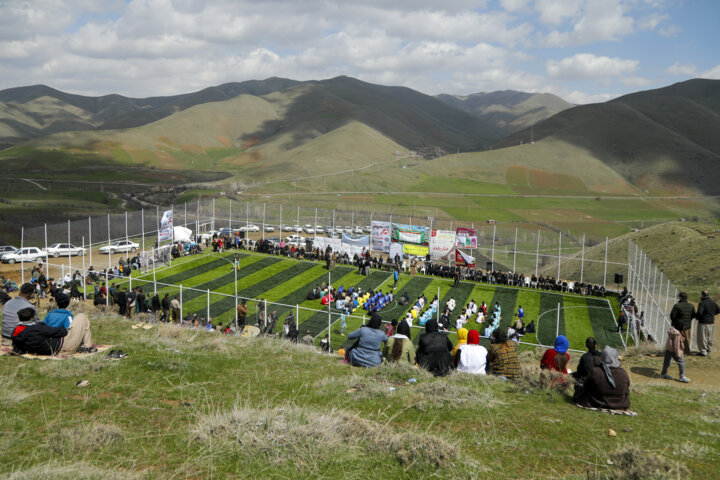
[303,225,315,234]
[353,226,363,234]
[46,243,86,257]
[246,224,260,232]
[1,247,47,264]
[314,225,324,234]
[285,235,305,243]
[99,240,139,254]
[282,225,294,232]
[363,226,372,233]
[293,225,303,233]
[264,225,275,232]
[344,227,353,234]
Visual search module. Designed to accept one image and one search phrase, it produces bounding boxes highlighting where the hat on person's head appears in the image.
[17,307,35,323]
[678,292,687,300]
[20,283,35,296]
[54,293,70,309]
[467,329,480,345]
[554,335,569,354]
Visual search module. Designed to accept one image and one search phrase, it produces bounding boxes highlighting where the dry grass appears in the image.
[47,422,124,456]
[4,462,141,480]
[586,446,689,480]
[192,403,458,471]
[37,354,118,378]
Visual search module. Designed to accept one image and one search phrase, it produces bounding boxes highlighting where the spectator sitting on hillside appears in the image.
[2,283,38,346]
[573,346,630,410]
[346,313,387,367]
[12,307,67,355]
[526,320,536,334]
[383,320,415,364]
[487,328,521,381]
[301,330,314,345]
[454,329,488,375]
[416,318,454,377]
[572,337,601,386]
[540,335,571,388]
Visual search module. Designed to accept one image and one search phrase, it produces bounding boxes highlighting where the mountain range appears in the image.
[0,76,719,198]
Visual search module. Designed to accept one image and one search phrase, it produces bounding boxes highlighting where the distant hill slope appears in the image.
[0,78,301,144]
[436,90,573,134]
[495,79,720,195]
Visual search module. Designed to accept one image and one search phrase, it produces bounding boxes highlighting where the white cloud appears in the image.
[535,0,584,26]
[561,89,619,104]
[543,0,635,46]
[666,62,698,76]
[658,24,680,36]
[547,53,639,80]
[499,0,531,12]
[701,64,720,80]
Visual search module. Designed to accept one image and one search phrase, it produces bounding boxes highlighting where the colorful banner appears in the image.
[392,224,429,246]
[159,209,173,242]
[388,242,403,263]
[403,244,429,257]
[371,221,391,253]
[455,249,476,268]
[341,233,370,248]
[456,227,478,248]
[430,229,456,260]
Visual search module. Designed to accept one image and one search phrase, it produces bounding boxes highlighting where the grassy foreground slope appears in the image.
[1,311,718,479]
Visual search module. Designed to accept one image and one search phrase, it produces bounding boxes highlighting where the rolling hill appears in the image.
[494,79,720,196]
[436,90,573,134]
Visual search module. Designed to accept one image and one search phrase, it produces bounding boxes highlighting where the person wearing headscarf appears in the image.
[572,337,601,384]
[486,328,521,381]
[416,318,454,376]
[452,328,469,357]
[383,320,415,364]
[454,329,487,375]
[346,313,388,367]
[541,335,570,374]
[573,346,630,410]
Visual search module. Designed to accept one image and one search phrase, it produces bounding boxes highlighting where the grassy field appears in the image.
[0,311,716,479]
[108,249,624,353]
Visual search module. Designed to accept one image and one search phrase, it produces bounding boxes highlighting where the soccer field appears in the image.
[117,250,624,352]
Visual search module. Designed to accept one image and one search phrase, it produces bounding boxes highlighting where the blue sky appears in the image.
[0,0,718,103]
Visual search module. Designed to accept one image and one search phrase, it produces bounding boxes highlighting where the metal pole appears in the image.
[82,236,86,300]
[141,208,145,252]
[179,285,183,324]
[280,204,283,233]
[229,198,232,230]
[535,230,540,277]
[246,201,249,233]
[234,265,238,322]
[491,223,496,271]
[125,211,128,246]
[296,304,299,332]
[207,288,211,323]
[557,232,562,279]
[513,227,518,273]
[44,223,49,277]
[603,237,609,290]
[20,226,24,285]
[156,206,159,245]
[153,256,156,295]
[184,202,187,228]
[106,214,110,307]
[262,203,266,241]
[88,217,92,272]
[67,219,72,275]
[580,234,585,284]
[212,197,215,231]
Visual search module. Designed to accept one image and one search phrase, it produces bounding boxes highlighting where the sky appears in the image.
[0,0,718,104]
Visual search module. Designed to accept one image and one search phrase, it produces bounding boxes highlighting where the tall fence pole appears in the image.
[513,227,518,273]
[179,284,183,324]
[580,234,585,284]
[207,289,211,323]
[82,236,86,300]
[262,203,266,241]
[557,231,562,279]
[88,217,92,271]
[491,223,496,271]
[603,237,609,290]
[535,230,540,277]
[44,223,49,277]
[20,227,24,285]
[556,302,560,338]
[296,304,299,332]
[67,220,72,276]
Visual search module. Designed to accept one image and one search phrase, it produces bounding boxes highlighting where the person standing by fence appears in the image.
[670,292,695,355]
[696,290,719,356]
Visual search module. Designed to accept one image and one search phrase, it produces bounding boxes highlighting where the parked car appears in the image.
[353,226,363,234]
[303,225,315,234]
[363,226,372,233]
[293,225,303,233]
[314,225,324,234]
[344,227,353,234]
[0,246,17,255]
[99,240,139,254]
[45,243,86,257]
[264,225,275,232]
[240,224,260,232]
[282,225,294,232]
[1,247,47,264]
[285,235,305,243]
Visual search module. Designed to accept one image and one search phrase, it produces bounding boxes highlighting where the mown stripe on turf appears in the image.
[514,290,542,345]
[176,257,287,313]
[299,271,391,336]
[587,297,624,349]
[490,287,519,331]
[562,296,596,351]
[146,253,248,287]
[538,292,565,346]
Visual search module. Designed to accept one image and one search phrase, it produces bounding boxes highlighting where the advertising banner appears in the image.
[341,233,369,257]
[371,221,391,253]
[455,227,478,249]
[430,229,455,260]
[313,237,342,253]
[455,249,476,268]
[403,244,429,257]
[392,224,429,246]
[388,242,403,263]
[159,209,173,242]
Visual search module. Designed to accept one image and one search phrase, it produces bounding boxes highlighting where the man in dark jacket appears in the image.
[416,319,454,376]
[151,292,161,315]
[161,294,171,322]
[696,290,719,356]
[12,307,67,355]
[670,292,695,355]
